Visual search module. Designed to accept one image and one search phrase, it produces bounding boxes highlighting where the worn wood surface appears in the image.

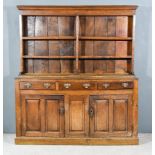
[16,6,138,145]
[17,5,137,16]
[20,95,64,137]
[65,95,89,137]
[15,137,139,145]
[22,14,133,74]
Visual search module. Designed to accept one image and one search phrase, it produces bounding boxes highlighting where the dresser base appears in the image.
[15,137,139,145]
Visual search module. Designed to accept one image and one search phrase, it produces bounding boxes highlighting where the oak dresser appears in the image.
[15,5,138,145]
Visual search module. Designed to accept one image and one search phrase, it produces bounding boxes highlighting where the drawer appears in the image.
[98,82,133,90]
[59,82,96,90]
[20,81,56,90]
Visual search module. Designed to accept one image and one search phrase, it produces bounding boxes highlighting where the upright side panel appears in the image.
[15,80,21,136]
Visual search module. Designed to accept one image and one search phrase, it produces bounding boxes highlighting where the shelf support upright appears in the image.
[131,15,136,74]
[19,15,24,74]
[75,15,79,73]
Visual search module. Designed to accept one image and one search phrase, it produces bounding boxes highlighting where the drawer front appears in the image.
[59,82,96,90]
[98,82,133,90]
[20,81,56,90]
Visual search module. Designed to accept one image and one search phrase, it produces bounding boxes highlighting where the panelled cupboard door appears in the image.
[21,95,64,137]
[65,95,89,137]
[90,95,132,137]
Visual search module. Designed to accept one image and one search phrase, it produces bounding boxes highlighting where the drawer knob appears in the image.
[103,83,110,88]
[64,83,71,89]
[43,83,51,88]
[24,83,32,88]
[122,82,129,88]
[83,83,91,89]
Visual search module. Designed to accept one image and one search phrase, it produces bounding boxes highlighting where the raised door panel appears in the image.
[90,95,132,137]
[21,95,43,136]
[26,99,41,131]
[21,95,64,137]
[94,100,109,131]
[45,96,64,137]
[112,95,133,136]
[65,95,89,137]
[113,99,127,131]
[90,96,110,137]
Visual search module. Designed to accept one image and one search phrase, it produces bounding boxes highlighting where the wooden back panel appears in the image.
[23,16,75,73]
[19,6,137,75]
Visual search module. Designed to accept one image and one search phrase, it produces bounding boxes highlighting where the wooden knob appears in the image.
[24,83,32,88]
[64,83,71,89]
[43,83,51,88]
[103,83,110,88]
[83,83,91,89]
[122,82,129,88]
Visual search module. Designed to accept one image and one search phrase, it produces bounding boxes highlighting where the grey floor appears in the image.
[3,133,152,155]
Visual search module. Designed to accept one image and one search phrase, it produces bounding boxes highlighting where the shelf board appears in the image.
[23,56,132,59]
[22,36,76,40]
[18,73,135,80]
[79,36,132,41]
[23,56,76,59]
[79,56,132,59]
[22,36,132,41]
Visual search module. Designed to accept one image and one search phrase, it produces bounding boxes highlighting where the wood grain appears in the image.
[15,81,21,136]
[80,17,94,73]
[65,95,89,137]
[15,137,139,145]
[113,99,127,131]
[26,99,41,131]
[16,6,138,145]
[48,16,61,73]
[115,16,128,74]
[94,100,109,131]
[46,100,60,131]
[58,17,74,73]
[133,79,138,137]
[24,16,35,73]
[34,16,49,73]
[107,16,116,73]
[17,5,138,16]
[94,17,107,74]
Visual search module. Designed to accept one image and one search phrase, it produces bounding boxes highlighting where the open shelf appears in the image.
[79,56,132,59]
[22,36,76,40]
[21,72,131,77]
[79,37,132,41]
[23,56,132,59]
[23,56,76,59]
[20,15,134,74]
[22,36,132,41]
